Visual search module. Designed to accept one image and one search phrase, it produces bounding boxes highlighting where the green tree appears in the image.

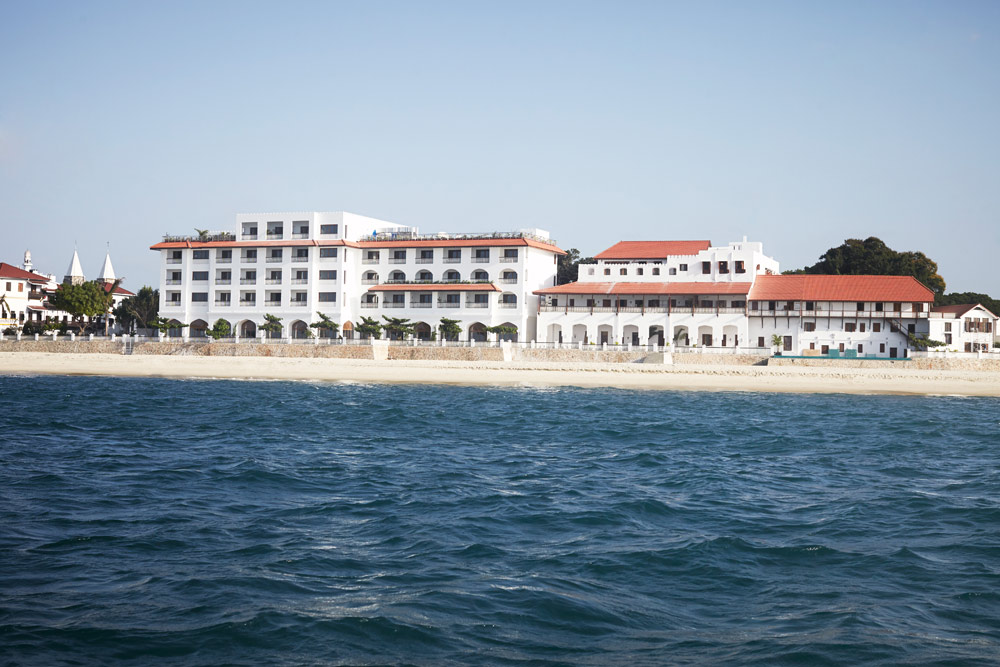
[148,317,188,335]
[771,333,784,353]
[47,280,116,334]
[786,237,946,294]
[486,324,518,341]
[260,314,283,339]
[194,228,211,241]
[438,317,462,341]
[113,286,159,334]
[207,318,231,340]
[382,316,415,340]
[356,316,382,339]
[934,292,1000,316]
[309,312,339,338]
[557,248,595,285]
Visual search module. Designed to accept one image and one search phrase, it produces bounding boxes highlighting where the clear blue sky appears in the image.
[2,1,998,295]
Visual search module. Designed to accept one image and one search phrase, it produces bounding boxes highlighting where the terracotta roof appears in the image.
[100,282,135,296]
[149,237,566,254]
[748,275,935,302]
[367,283,501,292]
[932,303,998,319]
[0,262,50,283]
[534,281,752,296]
[594,241,712,260]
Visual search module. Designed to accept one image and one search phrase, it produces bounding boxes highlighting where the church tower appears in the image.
[22,249,33,273]
[97,251,116,284]
[64,249,85,285]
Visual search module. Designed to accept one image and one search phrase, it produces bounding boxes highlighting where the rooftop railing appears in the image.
[366,230,555,245]
[161,232,236,243]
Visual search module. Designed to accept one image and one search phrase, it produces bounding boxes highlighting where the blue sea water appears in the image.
[1,376,999,666]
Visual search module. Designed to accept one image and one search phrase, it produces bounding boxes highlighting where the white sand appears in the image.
[3,352,1000,396]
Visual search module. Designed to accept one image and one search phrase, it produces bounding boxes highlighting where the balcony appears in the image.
[217,257,232,264]
[214,300,231,307]
[290,301,308,307]
[265,279,282,285]
[292,257,308,263]
[409,302,433,308]
[360,302,379,308]
[215,279,231,285]
[361,279,379,285]
[499,256,518,263]
[362,258,380,264]
[240,278,256,285]
[465,302,489,308]
[415,258,433,264]
[265,300,282,307]
[389,257,407,264]
[437,301,461,308]
[165,279,181,285]
[266,256,283,263]
[266,232,283,240]
[499,278,517,284]
[241,257,257,264]
[239,299,256,306]
[498,302,517,308]
[383,302,406,309]
[242,234,258,240]
[292,232,309,239]
[166,258,182,264]
[472,257,489,263]
[165,300,182,308]
[291,278,308,285]
[442,257,461,263]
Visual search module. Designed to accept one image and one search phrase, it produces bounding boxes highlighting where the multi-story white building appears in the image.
[150,211,565,341]
[535,239,948,358]
[927,304,996,353]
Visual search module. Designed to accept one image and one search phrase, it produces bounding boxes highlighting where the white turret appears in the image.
[97,251,116,284]
[22,250,32,273]
[64,249,85,285]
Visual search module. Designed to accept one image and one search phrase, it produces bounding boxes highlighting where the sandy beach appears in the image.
[3,351,1000,396]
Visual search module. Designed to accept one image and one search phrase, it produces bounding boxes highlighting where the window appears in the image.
[907,323,915,334]
[652,268,660,275]
[668,268,676,275]
[319,270,337,280]
[857,302,865,311]
[702,261,711,274]
[845,323,856,332]
[858,344,864,353]
[473,270,488,281]
[5,282,10,290]
[243,250,257,259]
[320,248,337,258]
[912,303,923,312]
[219,249,232,260]
[804,322,815,332]
[620,268,627,276]
[880,343,885,353]
[875,303,883,311]
[893,302,902,311]
[718,261,729,274]
[447,249,461,259]
[735,260,745,274]
[873,323,881,333]
[945,333,952,344]
[637,268,644,275]
[757,336,765,348]
[420,250,433,260]
[192,250,209,260]
[944,322,952,332]
[191,292,208,302]
[320,224,338,234]
[503,249,518,259]
[475,249,489,259]
[604,268,611,275]
[318,292,336,302]
[192,271,208,281]
[603,299,611,307]
[296,248,308,258]
[679,264,688,271]
[805,301,814,311]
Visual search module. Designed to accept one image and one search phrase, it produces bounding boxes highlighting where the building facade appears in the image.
[150,212,565,340]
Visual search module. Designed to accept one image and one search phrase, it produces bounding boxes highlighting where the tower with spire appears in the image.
[97,249,116,285]
[22,250,32,273]
[64,248,85,285]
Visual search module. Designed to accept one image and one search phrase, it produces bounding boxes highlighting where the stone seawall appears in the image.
[0,340,123,354]
[673,353,770,366]
[768,357,1000,372]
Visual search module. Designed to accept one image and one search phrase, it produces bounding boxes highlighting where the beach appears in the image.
[3,351,1000,396]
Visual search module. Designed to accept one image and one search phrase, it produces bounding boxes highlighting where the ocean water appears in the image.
[1,376,999,666]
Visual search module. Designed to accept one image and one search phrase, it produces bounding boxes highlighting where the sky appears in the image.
[1,1,998,295]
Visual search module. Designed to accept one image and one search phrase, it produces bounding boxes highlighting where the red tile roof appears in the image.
[0,262,50,283]
[594,241,711,260]
[534,281,752,296]
[748,275,935,302]
[367,283,501,292]
[100,282,135,296]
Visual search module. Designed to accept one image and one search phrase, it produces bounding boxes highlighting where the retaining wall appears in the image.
[768,357,1000,371]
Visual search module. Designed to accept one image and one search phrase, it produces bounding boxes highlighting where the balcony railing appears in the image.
[162,232,236,243]
[242,234,258,240]
[383,302,406,308]
[499,278,517,284]
[472,257,489,263]
[292,257,308,263]
[240,278,256,285]
[442,257,461,263]
[239,299,256,306]
[361,279,379,285]
[166,258,182,264]
[360,302,379,308]
[214,300,231,306]
[498,302,517,308]
[499,256,518,263]
[438,301,461,308]
[362,258,380,264]
[165,279,181,285]
[291,279,308,285]
[292,232,309,239]
[389,258,406,264]
[290,301,308,307]
[409,302,433,308]
[241,257,257,263]
[215,279,231,285]
[465,302,489,308]
[217,257,232,264]
[265,300,282,307]
[266,256,282,263]
[415,258,433,264]
[266,232,283,239]
[265,279,282,285]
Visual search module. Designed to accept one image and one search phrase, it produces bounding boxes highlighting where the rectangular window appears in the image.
[944,333,952,344]
[318,292,336,302]
[858,344,864,353]
[192,250,209,260]
[803,322,815,332]
[604,268,611,275]
[320,248,337,258]
[475,249,489,259]
[880,343,885,353]
[503,249,518,258]
[718,261,729,274]
[875,302,883,311]
[702,261,711,274]
[912,303,923,312]
[873,323,881,332]
[320,224,338,234]
[296,248,308,258]
[805,301,814,310]
[447,249,461,259]
[192,271,208,281]
[319,270,337,280]
[857,302,865,311]
[944,322,952,332]
[735,260,745,274]
[845,323,856,332]
[420,250,433,260]
[859,323,866,332]
[620,268,627,275]
[669,268,677,275]
[757,336,765,348]
[191,292,208,302]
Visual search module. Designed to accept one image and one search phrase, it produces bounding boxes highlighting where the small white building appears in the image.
[927,304,997,353]
[150,212,565,341]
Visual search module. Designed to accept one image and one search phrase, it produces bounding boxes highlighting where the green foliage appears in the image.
[934,292,1000,317]
[113,286,159,334]
[356,316,382,339]
[207,318,231,340]
[148,317,187,335]
[486,324,518,341]
[557,248,595,285]
[47,280,116,334]
[22,321,46,336]
[260,314,283,338]
[906,332,946,350]
[786,237,946,294]
[309,311,339,337]
[381,316,415,340]
[438,317,462,341]
[3,326,18,336]
[771,333,784,352]
[194,228,210,241]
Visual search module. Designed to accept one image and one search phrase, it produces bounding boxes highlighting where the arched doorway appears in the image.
[341,321,353,339]
[698,325,714,347]
[649,325,665,346]
[291,320,309,339]
[189,319,208,338]
[671,325,688,347]
[239,320,257,338]
[623,324,639,346]
[572,324,588,344]
[723,324,739,347]
[469,322,487,342]
[597,324,613,345]
[497,322,518,342]
[547,323,563,343]
[414,322,432,340]
[167,319,184,338]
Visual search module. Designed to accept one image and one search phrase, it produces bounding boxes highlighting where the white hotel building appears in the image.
[151,212,564,341]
